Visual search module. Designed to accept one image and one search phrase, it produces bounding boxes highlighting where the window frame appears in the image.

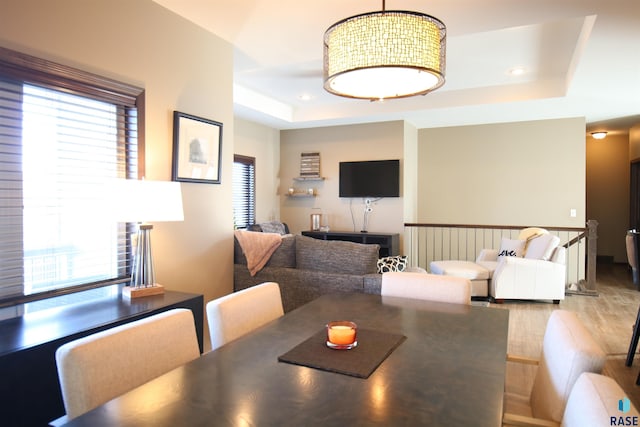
[233,154,256,229]
[0,46,145,307]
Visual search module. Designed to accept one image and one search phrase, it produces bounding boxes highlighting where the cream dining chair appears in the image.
[54,308,200,422]
[503,310,606,426]
[206,281,284,350]
[506,372,639,427]
[561,372,639,427]
[381,272,471,305]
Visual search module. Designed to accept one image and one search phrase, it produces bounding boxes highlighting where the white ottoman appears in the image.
[429,260,489,297]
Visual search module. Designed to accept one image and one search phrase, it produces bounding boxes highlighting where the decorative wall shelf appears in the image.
[293,176,325,181]
[286,192,316,198]
[286,188,316,197]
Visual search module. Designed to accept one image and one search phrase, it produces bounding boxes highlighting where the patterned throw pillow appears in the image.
[498,238,525,259]
[377,255,408,273]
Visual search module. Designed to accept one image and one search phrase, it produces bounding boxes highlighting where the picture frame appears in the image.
[172,111,223,184]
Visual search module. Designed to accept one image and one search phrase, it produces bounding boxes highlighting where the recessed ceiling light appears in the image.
[507,67,525,76]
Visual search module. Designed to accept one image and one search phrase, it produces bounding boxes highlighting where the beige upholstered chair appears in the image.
[381,272,471,305]
[505,372,639,427]
[503,310,606,425]
[561,373,639,427]
[207,281,284,350]
[55,308,200,421]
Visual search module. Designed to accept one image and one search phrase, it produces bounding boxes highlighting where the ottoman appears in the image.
[429,260,490,297]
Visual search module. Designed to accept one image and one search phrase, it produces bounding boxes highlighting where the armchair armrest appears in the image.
[476,248,498,262]
[503,413,560,427]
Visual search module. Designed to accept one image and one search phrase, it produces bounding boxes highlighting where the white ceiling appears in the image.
[153,0,640,134]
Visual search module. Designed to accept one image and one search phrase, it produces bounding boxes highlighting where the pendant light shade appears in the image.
[323,6,446,100]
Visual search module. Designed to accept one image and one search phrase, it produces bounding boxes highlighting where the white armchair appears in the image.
[480,228,566,303]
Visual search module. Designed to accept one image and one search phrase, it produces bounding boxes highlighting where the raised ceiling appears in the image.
[153,0,640,134]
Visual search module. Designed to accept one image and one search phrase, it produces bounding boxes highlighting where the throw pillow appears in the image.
[377,255,408,273]
[498,238,525,259]
[525,234,559,261]
[259,221,287,234]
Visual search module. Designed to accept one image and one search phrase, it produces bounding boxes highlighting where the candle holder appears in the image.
[326,321,358,350]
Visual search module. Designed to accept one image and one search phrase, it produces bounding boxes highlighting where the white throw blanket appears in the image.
[234,230,283,276]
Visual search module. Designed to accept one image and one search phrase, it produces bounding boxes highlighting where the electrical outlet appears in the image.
[570,208,577,218]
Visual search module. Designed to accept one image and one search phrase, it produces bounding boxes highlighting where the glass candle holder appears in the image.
[326,321,358,350]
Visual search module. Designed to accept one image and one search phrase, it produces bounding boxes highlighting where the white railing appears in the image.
[404,222,596,291]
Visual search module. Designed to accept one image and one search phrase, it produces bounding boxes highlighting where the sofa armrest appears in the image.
[476,249,498,262]
[492,257,566,300]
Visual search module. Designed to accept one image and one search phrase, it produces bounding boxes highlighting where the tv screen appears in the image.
[339,160,400,198]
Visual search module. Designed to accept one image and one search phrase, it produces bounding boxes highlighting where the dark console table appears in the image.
[302,230,399,257]
[0,285,204,426]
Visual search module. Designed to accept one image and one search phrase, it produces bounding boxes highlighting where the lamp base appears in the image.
[123,284,164,299]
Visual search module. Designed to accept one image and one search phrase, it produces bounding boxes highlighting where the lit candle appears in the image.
[326,321,358,349]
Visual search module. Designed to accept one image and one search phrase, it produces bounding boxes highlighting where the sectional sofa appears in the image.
[234,234,383,312]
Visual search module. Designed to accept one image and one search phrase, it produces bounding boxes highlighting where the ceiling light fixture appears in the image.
[591,132,607,139]
[323,0,446,100]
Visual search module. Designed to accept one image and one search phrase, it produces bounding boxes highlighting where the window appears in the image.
[233,155,255,229]
[0,47,144,305]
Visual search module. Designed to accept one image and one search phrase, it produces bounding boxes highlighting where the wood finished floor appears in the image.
[493,262,640,409]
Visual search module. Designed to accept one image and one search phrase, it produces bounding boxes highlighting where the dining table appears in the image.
[61,292,510,426]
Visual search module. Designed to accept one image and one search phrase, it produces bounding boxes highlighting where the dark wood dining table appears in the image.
[61,292,509,427]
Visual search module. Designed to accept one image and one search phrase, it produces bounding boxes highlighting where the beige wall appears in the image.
[418,118,586,227]
[280,122,405,237]
[587,133,630,262]
[1,0,235,341]
[234,118,281,223]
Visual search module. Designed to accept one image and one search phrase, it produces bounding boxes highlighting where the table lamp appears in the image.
[115,179,184,299]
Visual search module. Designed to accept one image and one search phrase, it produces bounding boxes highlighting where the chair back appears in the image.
[530,310,606,422]
[207,282,284,350]
[562,373,639,427]
[56,308,200,420]
[381,272,471,305]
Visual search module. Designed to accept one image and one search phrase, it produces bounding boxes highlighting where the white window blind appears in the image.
[0,47,143,304]
[233,155,255,229]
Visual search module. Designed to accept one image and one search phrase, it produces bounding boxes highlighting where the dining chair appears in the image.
[504,372,638,427]
[381,272,471,305]
[562,372,639,427]
[54,308,200,421]
[207,281,284,350]
[503,310,606,425]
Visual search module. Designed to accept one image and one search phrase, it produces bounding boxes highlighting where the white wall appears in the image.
[234,118,281,223]
[418,118,586,227]
[1,0,235,348]
[280,121,405,237]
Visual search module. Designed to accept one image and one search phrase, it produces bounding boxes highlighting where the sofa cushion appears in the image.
[525,234,560,261]
[265,235,296,268]
[295,235,378,275]
[234,235,296,268]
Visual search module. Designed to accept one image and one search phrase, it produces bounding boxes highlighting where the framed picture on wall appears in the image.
[172,111,223,184]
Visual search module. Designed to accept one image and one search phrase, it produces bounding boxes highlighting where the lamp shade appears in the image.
[114,179,184,223]
[323,9,446,100]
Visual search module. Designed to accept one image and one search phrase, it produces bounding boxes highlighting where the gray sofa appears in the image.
[234,234,382,312]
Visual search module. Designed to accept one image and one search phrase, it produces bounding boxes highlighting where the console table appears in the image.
[0,285,203,426]
[302,230,399,257]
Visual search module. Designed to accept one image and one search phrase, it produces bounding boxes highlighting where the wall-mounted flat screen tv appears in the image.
[339,159,400,198]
